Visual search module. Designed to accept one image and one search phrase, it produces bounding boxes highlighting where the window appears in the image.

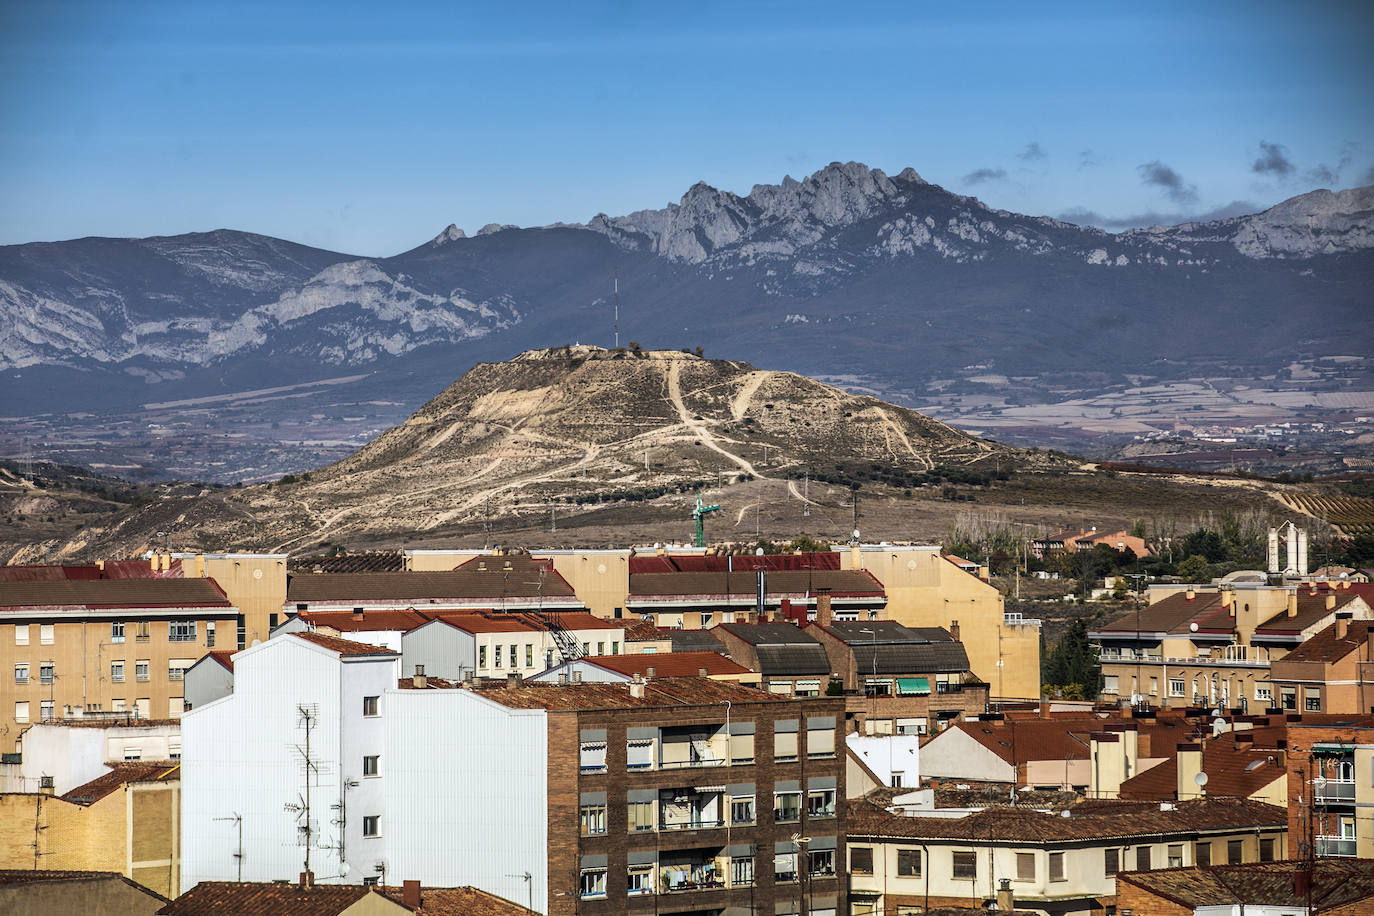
[39,662,54,685]
[731,855,754,886]
[136,621,151,643]
[111,698,126,712]
[896,717,927,736]
[1280,686,1297,710]
[169,620,196,642]
[897,848,921,877]
[775,851,798,883]
[135,660,150,682]
[1169,678,1185,697]
[169,743,181,759]
[774,791,801,823]
[579,869,606,898]
[525,644,533,667]
[596,641,604,655]
[15,624,29,646]
[235,614,245,650]
[729,727,755,764]
[362,815,380,837]
[206,622,215,648]
[809,849,835,877]
[1255,683,1272,702]
[1043,851,1059,881]
[700,613,713,628]
[39,700,53,722]
[732,796,756,825]
[363,695,379,717]
[1149,677,1158,696]
[363,755,380,777]
[15,702,29,724]
[1227,839,1243,865]
[1104,848,1119,876]
[952,852,977,880]
[479,645,488,669]
[627,801,654,832]
[1103,674,1119,693]
[627,866,653,895]
[510,644,518,667]
[774,720,799,761]
[627,738,654,770]
[110,661,125,683]
[582,642,590,655]
[580,804,607,836]
[1167,844,1183,868]
[362,877,379,887]
[1260,838,1276,862]
[611,641,620,655]
[808,788,836,818]
[892,772,903,788]
[1196,842,1211,867]
[795,679,821,697]
[494,645,502,668]
[1305,687,1322,712]
[1016,853,1035,881]
[1136,846,1151,871]
[40,624,54,646]
[807,716,836,757]
[168,662,188,681]
[850,847,874,875]
[14,664,28,685]
[124,746,142,761]
[580,740,607,773]
[111,622,125,643]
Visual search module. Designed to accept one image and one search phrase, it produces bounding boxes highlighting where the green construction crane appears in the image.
[692,491,721,547]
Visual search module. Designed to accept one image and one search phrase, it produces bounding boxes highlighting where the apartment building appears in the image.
[2,719,181,794]
[400,611,625,681]
[1269,616,1374,714]
[847,796,1287,916]
[713,622,833,696]
[626,566,887,629]
[1284,719,1374,860]
[808,618,986,736]
[0,577,239,733]
[181,629,847,914]
[1092,585,1371,709]
[836,544,1041,700]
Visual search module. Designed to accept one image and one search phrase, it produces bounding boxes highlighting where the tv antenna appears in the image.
[505,871,534,913]
[284,704,328,877]
[212,813,243,881]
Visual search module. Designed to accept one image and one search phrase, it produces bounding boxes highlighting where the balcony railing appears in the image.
[1316,836,1357,857]
[1316,780,1357,803]
[659,818,725,832]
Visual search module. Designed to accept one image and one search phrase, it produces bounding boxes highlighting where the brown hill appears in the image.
[9,347,1042,560]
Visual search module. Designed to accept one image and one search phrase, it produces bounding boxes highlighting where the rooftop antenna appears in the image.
[692,491,721,548]
[212,813,243,881]
[284,704,326,878]
[613,267,620,349]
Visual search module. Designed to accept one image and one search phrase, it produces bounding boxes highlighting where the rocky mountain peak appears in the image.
[429,224,466,246]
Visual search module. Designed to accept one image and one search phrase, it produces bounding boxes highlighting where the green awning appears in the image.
[897,677,930,696]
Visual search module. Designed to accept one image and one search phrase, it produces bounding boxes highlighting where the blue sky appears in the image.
[2,0,1372,255]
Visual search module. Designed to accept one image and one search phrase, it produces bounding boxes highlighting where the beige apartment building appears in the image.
[837,544,1041,700]
[1,577,238,735]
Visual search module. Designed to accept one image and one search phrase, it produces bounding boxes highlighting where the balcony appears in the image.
[1316,780,1357,804]
[659,725,728,770]
[659,788,724,832]
[1316,836,1357,857]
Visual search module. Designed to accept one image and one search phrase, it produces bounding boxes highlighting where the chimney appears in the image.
[299,871,314,888]
[572,670,582,684]
[412,665,427,689]
[816,588,833,628]
[507,671,522,687]
[1327,593,1337,611]
[1287,592,1298,618]
[38,776,54,796]
[1089,731,1125,798]
[402,880,421,909]
[949,619,961,642]
[1222,589,1235,617]
[353,606,365,622]
[778,598,791,624]
[978,563,990,582]
[646,666,656,680]
[698,667,709,677]
[629,674,645,698]
[1039,700,1051,719]
[850,542,862,569]
[1186,588,1196,601]
[1177,743,1204,800]
[997,878,1015,913]
[1335,612,1351,639]
[557,671,569,686]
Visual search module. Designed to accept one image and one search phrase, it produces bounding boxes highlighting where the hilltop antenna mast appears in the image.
[613,268,620,349]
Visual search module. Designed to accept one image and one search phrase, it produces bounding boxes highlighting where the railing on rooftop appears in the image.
[1316,780,1357,804]
[1316,836,1357,857]
[1004,612,1042,627]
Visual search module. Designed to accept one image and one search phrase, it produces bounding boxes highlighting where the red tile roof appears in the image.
[627,552,841,574]
[1272,619,1374,664]
[61,762,179,805]
[0,577,231,610]
[622,618,665,641]
[289,631,399,657]
[201,650,236,673]
[157,882,390,915]
[430,613,539,635]
[580,651,751,678]
[847,797,1286,843]
[546,611,622,631]
[1254,592,1367,635]
[1118,740,1285,801]
[1094,592,1224,636]
[474,676,789,711]
[380,885,532,915]
[1117,859,1374,911]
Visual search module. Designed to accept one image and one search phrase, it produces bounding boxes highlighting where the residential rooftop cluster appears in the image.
[3,528,1374,914]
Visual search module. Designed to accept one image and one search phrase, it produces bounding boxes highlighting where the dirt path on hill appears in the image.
[730,370,772,420]
[667,360,764,479]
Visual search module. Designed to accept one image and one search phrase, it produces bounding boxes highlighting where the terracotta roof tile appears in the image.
[847,796,1285,843]
[61,762,179,805]
[1094,592,1223,636]
[473,676,790,711]
[1273,619,1374,663]
[622,618,665,641]
[1118,740,1285,801]
[1254,592,1366,634]
[429,614,539,634]
[580,651,751,678]
[1117,859,1374,910]
[380,885,532,915]
[290,631,399,657]
[157,882,386,915]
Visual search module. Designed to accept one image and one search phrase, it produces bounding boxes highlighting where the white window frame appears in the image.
[40,624,54,646]
[363,755,380,777]
[362,815,380,837]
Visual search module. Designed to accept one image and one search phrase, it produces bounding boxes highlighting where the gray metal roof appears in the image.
[719,622,823,647]
[755,644,832,677]
[851,641,970,675]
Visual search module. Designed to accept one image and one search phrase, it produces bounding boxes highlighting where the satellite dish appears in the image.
[1189,622,1199,632]
[1194,772,1209,787]
[251,638,262,647]
[852,529,861,541]
[756,547,764,556]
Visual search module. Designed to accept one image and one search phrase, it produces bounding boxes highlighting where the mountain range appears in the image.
[1,161,1371,476]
